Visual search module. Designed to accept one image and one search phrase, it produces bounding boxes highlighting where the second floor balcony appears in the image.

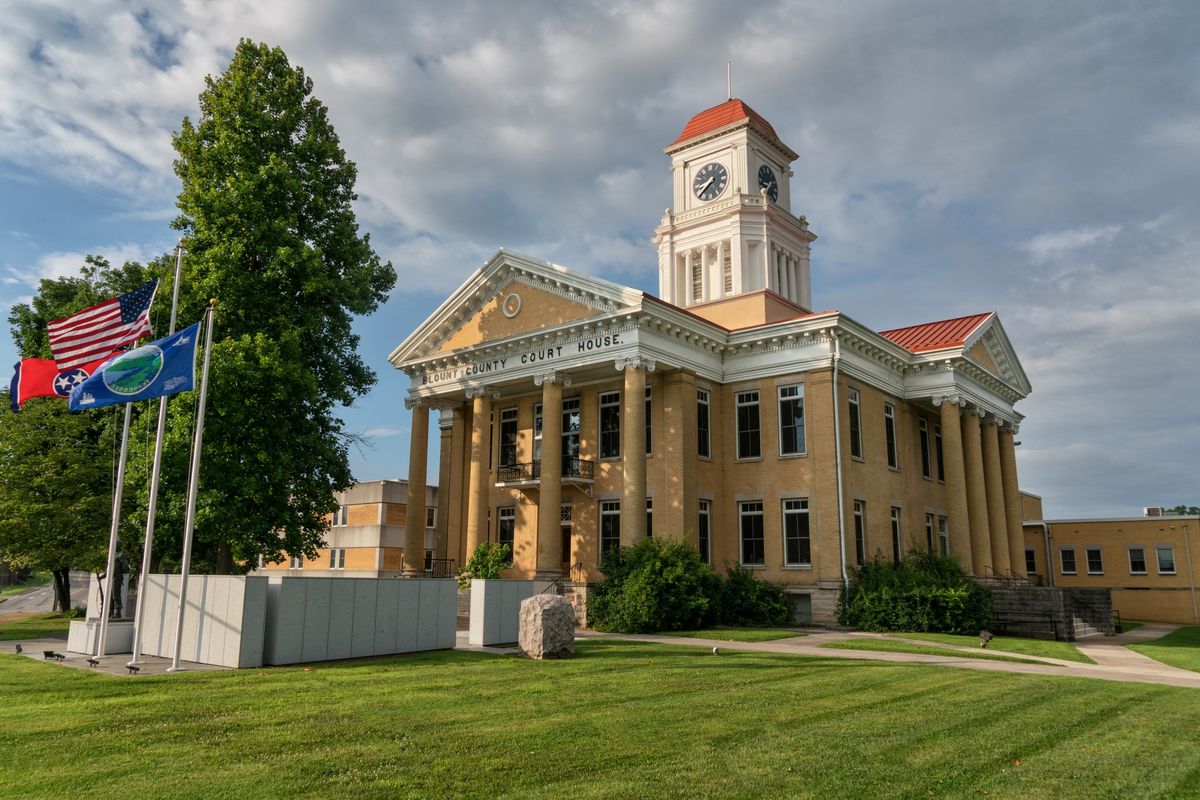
[495,456,595,489]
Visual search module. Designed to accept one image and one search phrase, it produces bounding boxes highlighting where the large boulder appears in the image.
[518,594,576,659]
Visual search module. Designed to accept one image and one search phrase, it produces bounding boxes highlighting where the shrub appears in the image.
[838,549,992,634]
[457,542,512,590]
[588,538,795,632]
[718,566,792,627]
[589,537,722,633]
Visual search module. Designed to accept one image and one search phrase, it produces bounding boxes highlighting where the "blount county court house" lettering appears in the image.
[420,333,622,385]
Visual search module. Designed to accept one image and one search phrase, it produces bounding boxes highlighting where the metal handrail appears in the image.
[496,457,595,483]
[423,558,455,579]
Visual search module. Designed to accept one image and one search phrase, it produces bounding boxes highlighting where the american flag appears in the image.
[47,281,158,370]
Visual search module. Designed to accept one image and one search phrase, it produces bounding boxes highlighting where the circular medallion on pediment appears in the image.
[501,292,522,318]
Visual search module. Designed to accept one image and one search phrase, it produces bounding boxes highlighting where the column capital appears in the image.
[614,356,657,373]
[1000,421,1021,435]
[533,370,572,388]
[961,405,984,418]
[932,393,962,408]
[403,396,427,411]
[464,385,500,400]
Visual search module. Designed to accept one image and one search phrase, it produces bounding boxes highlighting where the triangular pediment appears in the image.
[963,314,1032,396]
[389,249,644,366]
[436,278,603,354]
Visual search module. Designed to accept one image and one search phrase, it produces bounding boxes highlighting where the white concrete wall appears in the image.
[468,580,537,646]
[136,575,268,668]
[262,577,456,666]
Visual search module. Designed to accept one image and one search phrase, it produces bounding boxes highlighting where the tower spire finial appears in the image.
[727,62,732,100]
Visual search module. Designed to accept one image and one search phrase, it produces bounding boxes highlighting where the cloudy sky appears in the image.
[2,1,1197,517]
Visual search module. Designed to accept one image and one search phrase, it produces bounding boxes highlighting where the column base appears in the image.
[400,568,424,578]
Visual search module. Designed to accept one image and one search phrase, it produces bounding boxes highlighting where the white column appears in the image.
[684,249,695,305]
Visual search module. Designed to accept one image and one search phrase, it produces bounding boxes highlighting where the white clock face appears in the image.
[692,162,728,201]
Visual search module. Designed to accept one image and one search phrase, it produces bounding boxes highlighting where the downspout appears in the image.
[1035,521,1054,587]
[832,335,849,591]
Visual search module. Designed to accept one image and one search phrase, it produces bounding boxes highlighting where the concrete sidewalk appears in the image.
[5,636,229,677]
[577,627,1200,689]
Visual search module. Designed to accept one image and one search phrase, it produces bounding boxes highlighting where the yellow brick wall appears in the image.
[1024,518,1199,624]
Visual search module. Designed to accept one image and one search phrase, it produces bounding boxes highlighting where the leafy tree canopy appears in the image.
[149,39,396,571]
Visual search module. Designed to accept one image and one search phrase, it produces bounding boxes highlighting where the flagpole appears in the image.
[168,300,216,673]
[129,240,185,668]
[96,401,133,658]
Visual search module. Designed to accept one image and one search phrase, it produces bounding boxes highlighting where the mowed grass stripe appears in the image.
[2,641,1199,799]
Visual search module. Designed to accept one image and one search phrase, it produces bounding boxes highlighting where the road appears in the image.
[0,571,89,617]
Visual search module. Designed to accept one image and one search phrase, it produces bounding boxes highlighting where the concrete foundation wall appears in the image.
[137,575,269,668]
[262,577,456,665]
[992,586,1114,641]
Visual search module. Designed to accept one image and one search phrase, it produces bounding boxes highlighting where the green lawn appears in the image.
[1129,626,1200,673]
[4,641,1200,798]
[821,638,1049,666]
[1117,621,1145,634]
[0,612,72,641]
[658,627,804,642]
[885,632,1095,664]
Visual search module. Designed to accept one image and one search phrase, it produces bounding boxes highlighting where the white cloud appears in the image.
[1023,225,1122,265]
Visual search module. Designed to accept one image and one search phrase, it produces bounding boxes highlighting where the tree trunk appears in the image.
[216,541,233,575]
[52,567,71,613]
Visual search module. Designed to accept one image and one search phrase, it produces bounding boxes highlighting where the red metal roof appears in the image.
[672,98,779,146]
[878,312,992,353]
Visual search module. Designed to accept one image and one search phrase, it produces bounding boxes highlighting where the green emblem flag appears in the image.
[68,322,200,411]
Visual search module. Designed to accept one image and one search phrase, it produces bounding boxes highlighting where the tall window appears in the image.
[924,513,935,551]
[919,419,932,479]
[691,257,703,303]
[778,383,806,456]
[938,516,949,557]
[646,498,653,538]
[599,500,621,559]
[848,388,862,459]
[533,403,543,460]
[499,407,518,467]
[1060,546,1077,575]
[645,387,653,455]
[739,501,765,566]
[783,498,811,566]
[884,403,898,469]
[1025,548,1037,575]
[329,548,345,570]
[560,504,572,564]
[854,500,866,566]
[698,500,711,564]
[1086,546,1104,575]
[697,389,711,458]
[599,391,621,459]
[335,505,348,526]
[562,398,581,461]
[498,507,516,563]
[722,248,733,295]
[289,555,304,570]
[1128,546,1147,575]
[1156,545,1176,575]
[890,506,902,565]
[736,391,761,459]
[425,507,436,528]
[934,424,945,481]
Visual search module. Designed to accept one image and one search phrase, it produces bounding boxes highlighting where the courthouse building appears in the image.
[389,99,1033,622]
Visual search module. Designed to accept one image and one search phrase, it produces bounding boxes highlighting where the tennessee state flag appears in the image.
[8,354,110,412]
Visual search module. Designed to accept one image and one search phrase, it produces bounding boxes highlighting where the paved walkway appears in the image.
[6,623,1195,687]
[6,635,229,677]
[577,625,1200,689]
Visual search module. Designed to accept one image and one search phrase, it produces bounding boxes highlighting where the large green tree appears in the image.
[1,257,160,610]
[157,39,395,571]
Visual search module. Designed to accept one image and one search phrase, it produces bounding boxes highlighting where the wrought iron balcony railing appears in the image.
[496,457,595,485]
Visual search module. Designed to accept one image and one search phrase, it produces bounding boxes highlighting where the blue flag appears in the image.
[69,322,200,411]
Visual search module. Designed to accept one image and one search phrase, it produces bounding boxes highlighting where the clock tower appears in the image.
[652,98,816,312]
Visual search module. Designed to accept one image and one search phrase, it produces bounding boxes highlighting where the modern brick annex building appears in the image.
[389,99,1032,623]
